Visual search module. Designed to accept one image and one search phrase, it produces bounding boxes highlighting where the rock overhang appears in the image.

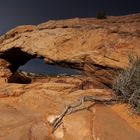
[0,47,37,72]
[0,13,140,86]
[0,14,140,139]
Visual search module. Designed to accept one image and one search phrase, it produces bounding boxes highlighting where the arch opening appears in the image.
[18,58,82,76]
[0,47,36,72]
[0,48,82,84]
[8,58,82,84]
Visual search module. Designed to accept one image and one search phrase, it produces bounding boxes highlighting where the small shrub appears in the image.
[113,56,140,115]
[96,11,107,19]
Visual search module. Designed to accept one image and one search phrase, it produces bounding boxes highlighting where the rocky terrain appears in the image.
[0,13,140,139]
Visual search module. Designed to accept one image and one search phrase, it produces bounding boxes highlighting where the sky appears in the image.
[18,58,81,75]
[0,0,140,35]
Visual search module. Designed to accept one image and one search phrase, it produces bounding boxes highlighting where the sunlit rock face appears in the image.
[0,13,140,86]
[0,58,12,82]
[0,14,140,139]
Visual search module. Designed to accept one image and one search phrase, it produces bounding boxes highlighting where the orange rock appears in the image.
[0,13,140,139]
[0,13,140,85]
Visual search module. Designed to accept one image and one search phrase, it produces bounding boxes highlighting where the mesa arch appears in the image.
[0,13,140,86]
[0,14,140,140]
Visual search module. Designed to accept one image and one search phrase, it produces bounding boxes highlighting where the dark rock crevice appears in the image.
[50,60,84,70]
[0,47,39,83]
[8,71,31,84]
[0,47,37,72]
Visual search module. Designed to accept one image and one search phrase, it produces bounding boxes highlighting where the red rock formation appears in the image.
[0,14,140,139]
[0,59,12,82]
[0,13,140,85]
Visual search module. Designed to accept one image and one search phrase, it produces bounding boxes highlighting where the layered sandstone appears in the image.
[0,80,140,140]
[0,13,140,140]
[0,58,12,83]
[0,13,140,86]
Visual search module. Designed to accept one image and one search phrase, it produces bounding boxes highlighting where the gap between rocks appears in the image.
[0,47,116,87]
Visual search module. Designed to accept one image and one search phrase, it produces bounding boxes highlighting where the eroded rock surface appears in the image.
[0,59,12,82]
[0,13,140,85]
[0,14,140,139]
[0,79,140,140]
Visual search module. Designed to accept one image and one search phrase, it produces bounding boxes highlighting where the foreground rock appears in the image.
[0,79,140,140]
